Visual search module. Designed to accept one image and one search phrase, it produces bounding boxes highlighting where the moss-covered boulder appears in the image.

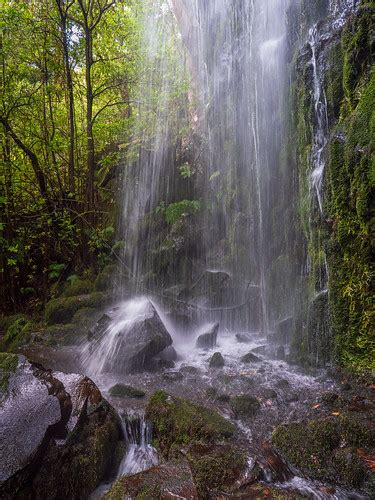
[186,442,247,496]
[272,415,375,493]
[145,391,248,496]
[45,292,105,325]
[104,459,197,500]
[230,395,261,418]
[62,278,95,298]
[146,391,235,459]
[109,384,145,399]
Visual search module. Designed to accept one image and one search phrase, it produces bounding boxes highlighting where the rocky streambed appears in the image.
[1,300,374,499]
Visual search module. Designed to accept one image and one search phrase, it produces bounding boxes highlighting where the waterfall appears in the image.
[115,0,292,337]
[118,414,158,477]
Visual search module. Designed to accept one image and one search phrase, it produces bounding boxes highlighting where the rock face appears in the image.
[85,299,173,374]
[0,356,124,499]
[196,322,219,349]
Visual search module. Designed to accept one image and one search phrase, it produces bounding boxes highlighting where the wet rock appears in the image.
[272,415,375,492]
[158,345,178,362]
[321,391,339,405]
[209,352,225,368]
[236,333,252,343]
[285,393,299,403]
[93,300,173,374]
[44,292,106,325]
[262,388,278,400]
[251,344,268,355]
[186,442,248,496]
[217,394,231,403]
[205,387,218,398]
[162,370,184,382]
[275,316,293,343]
[146,391,235,458]
[240,352,262,363]
[275,378,290,389]
[178,270,232,308]
[0,358,123,499]
[180,365,200,374]
[104,459,198,499]
[231,395,261,418]
[109,384,145,399]
[196,322,219,349]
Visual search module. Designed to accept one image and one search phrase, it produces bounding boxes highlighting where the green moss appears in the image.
[0,352,18,393]
[230,395,261,418]
[187,444,247,496]
[94,272,112,292]
[45,292,105,325]
[72,307,97,325]
[109,384,145,399]
[146,390,235,458]
[62,278,95,298]
[272,416,374,490]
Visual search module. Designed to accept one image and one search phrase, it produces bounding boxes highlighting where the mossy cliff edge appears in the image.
[289,2,374,373]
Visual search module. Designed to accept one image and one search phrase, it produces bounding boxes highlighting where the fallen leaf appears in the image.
[331,412,340,416]
[357,448,375,469]
[312,404,320,409]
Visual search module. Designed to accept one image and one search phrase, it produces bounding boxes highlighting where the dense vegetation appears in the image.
[1,0,140,312]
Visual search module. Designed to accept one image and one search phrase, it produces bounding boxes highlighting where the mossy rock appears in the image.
[94,272,112,292]
[0,352,18,394]
[272,416,374,491]
[146,390,235,458]
[186,442,248,496]
[62,278,95,298]
[72,307,97,325]
[230,395,261,418]
[109,384,145,399]
[45,293,105,325]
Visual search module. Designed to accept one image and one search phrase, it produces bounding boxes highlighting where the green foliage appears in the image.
[179,162,194,179]
[157,200,202,225]
[0,352,18,394]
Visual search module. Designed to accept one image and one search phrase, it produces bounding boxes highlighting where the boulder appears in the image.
[146,391,235,458]
[104,459,198,500]
[109,384,145,399]
[209,352,225,368]
[272,415,375,493]
[240,352,262,363]
[178,270,232,308]
[158,345,178,362]
[0,357,123,499]
[236,333,253,343]
[86,299,173,374]
[196,323,219,349]
[230,395,261,418]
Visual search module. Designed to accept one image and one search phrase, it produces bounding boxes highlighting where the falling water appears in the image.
[118,414,158,477]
